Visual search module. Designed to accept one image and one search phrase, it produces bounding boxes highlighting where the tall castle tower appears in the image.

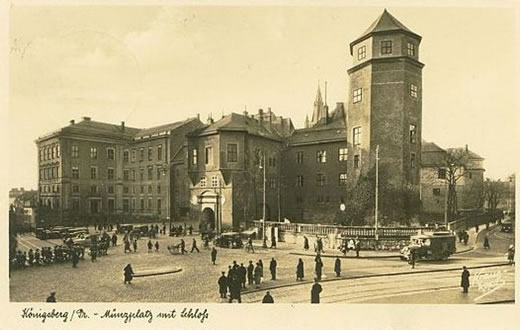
[347,9,423,190]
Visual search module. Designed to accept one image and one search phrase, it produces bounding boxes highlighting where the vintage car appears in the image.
[501,220,514,233]
[400,231,456,261]
[117,224,134,234]
[215,232,244,249]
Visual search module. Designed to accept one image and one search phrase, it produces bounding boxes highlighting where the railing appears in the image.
[252,220,428,239]
[448,211,504,232]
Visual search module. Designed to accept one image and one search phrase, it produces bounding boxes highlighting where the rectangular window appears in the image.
[140,199,145,211]
[316,150,327,163]
[433,188,441,196]
[72,166,80,179]
[157,199,162,214]
[339,148,348,161]
[157,145,163,161]
[468,172,473,179]
[140,186,144,194]
[140,168,144,180]
[90,147,97,159]
[148,198,152,210]
[131,198,136,211]
[131,169,136,181]
[147,166,153,180]
[297,151,304,164]
[51,146,55,159]
[90,185,98,194]
[123,150,129,163]
[56,145,60,158]
[296,175,304,187]
[157,166,161,180]
[72,199,80,211]
[157,185,161,194]
[108,186,114,194]
[192,148,198,165]
[108,168,115,180]
[354,155,360,169]
[139,148,144,161]
[123,186,129,194]
[72,185,79,193]
[200,177,206,188]
[410,153,416,168]
[205,147,213,165]
[123,169,129,181]
[339,173,348,185]
[410,84,418,98]
[407,42,415,56]
[358,45,366,60]
[296,196,303,204]
[316,174,326,186]
[269,178,277,189]
[409,124,417,143]
[353,127,361,146]
[108,199,115,212]
[211,176,218,187]
[148,185,152,194]
[438,168,446,179]
[227,144,238,163]
[353,88,362,103]
[107,148,115,160]
[131,149,136,162]
[123,199,129,212]
[90,166,97,179]
[148,147,153,161]
[381,40,392,54]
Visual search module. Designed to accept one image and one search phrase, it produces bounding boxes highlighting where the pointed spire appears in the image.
[311,82,324,123]
[304,115,310,129]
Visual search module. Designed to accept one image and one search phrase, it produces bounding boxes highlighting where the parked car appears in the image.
[215,232,243,249]
[117,224,134,234]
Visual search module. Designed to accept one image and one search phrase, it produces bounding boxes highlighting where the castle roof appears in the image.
[350,9,421,54]
[134,117,199,138]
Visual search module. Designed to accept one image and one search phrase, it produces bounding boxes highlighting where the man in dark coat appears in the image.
[46,292,56,302]
[334,257,341,277]
[191,238,200,253]
[111,233,117,247]
[218,272,228,298]
[211,247,217,265]
[269,258,277,280]
[296,258,304,281]
[229,277,242,303]
[355,239,361,258]
[71,249,79,268]
[147,240,153,252]
[124,264,134,284]
[409,248,416,269]
[238,263,247,289]
[180,239,187,254]
[311,278,322,303]
[247,260,254,285]
[155,241,160,252]
[461,266,470,293]
[303,236,309,250]
[271,235,277,249]
[133,239,138,252]
[483,234,490,249]
[262,291,274,303]
[315,256,323,281]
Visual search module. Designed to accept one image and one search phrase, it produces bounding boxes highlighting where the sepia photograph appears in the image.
[6,0,517,317]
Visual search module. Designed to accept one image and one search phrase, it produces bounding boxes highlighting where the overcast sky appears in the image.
[8,5,518,189]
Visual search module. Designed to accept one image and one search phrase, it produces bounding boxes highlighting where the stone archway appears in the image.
[201,207,216,230]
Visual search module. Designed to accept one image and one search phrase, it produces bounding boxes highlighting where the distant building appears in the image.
[9,189,38,230]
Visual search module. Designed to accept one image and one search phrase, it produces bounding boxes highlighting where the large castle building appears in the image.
[36,10,476,229]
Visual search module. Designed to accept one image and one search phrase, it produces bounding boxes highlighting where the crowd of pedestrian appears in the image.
[11,244,88,269]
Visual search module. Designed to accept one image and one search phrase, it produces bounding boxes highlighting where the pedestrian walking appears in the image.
[475,224,479,233]
[262,291,274,303]
[355,238,361,258]
[191,238,200,253]
[46,292,57,303]
[507,245,515,265]
[90,247,97,262]
[124,240,131,253]
[258,259,264,281]
[483,234,490,249]
[180,239,187,254]
[155,241,159,252]
[204,236,210,250]
[254,262,262,288]
[133,239,138,252]
[124,264,135,284]
[334,257,341,277]
[247,260,254,285]
[111,233,117,247]
[461,266,470,293]
[303,236,309,251]
[315,255,323,281]
[269,257,277,280]
[311,278,322,304]
[71,249,79,268]
[271,235,277,249]
[211,247,217,265]
[246,237,255,253]
[239,263,247,289]
[296,258,304,281]
[218,272,228,298]
[409,248,416,269]
[147,240,153,252]
[188,225,193,236]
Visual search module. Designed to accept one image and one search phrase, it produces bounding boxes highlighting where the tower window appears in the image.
[410,84,418,98]
[316,174,326,186]
[438,168,446,179]
[211,176,219,187]
[338,148,348,161]
[297,151,304,164]
[358,45,366,60]
[407,42,415,56]
[205,147,213,165]
[227,144,238,163]
[296,175,304,187]
[410,153,416,168]
[409,124,417,143]
[353,127,361,146]
[339,173,348,185]
[381,40,392,54]
[354,155,360,169]
[353,88,362,103]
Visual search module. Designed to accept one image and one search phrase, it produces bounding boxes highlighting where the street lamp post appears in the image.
[260,153,267,248]
[375,145,379,242]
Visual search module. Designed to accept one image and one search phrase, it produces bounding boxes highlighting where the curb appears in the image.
[289,252,400,259]
[134,268,183,278]
[242,262,511,295]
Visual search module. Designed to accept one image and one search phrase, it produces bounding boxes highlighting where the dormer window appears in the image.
[381,40,392,55]
[357,45,366,60]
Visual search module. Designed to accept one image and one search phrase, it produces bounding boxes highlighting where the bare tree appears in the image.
[483,179,504,210]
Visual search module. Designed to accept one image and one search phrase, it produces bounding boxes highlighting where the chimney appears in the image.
[465,144,468,152]
[243,110,248,117]
[207,113,214,125]
[258,109,264,130]
[197,113,200,121]
[69,119,75,125]
[82,116,91,121]
[268,107,273,129]
[121,121,125,131]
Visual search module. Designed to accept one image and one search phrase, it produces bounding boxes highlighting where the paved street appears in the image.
[10,225,514,304]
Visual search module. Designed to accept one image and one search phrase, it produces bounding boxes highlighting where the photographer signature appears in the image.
[472,269,506,302]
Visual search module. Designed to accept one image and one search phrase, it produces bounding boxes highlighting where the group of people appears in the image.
[11,244,86,269]
[456,230,470,245]
[170,224,194,237]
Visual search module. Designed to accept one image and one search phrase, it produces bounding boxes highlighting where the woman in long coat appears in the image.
[296,258,304,281]
[315,256,323,281]
[124,264,135,284]
[254,263,262,288]
[303,236,309,250]
[483,234,490,249]
[460,266,470,293]
[334,257,341,277]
